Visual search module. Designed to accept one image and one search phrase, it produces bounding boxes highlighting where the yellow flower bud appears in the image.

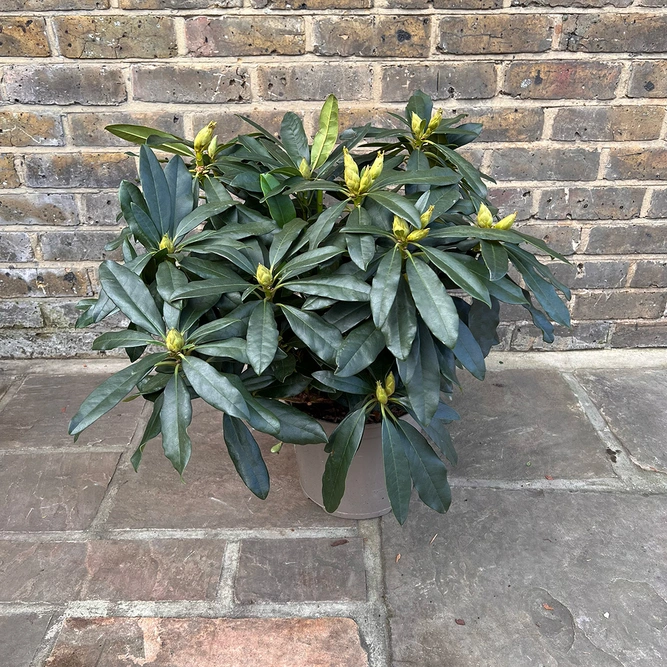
[207,135,218,159]
[376,381,388,405]
[368,152,384,181]
[411,112,424,139]
[194,121,217,153]
[358,166,373,194]
[476,203,493,229]
[299,158,311,179]
[493,212,517,230]
[255,263,273,287]
[165,328,185,354]
[419,205,435,228]
[343,147,361,194]
[158,234,175,254]
[393,216,409,240]
[407,228,430,242]
[270,441,284,454]
[385,372,395,397]
[425,109,443,136]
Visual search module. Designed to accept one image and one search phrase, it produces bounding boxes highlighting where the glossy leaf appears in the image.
[140,145,173,235]
[380,278,417,360]
[246,300,279,375]
[312,370,373,395]
[156,260,188,304]
[323,302,372,334]
[171,276,251,299]
[283,275,371,302]
[278,246,344,281]
[480,240,509,281]
[452,320,486,381]
[310,94,339,170]
[260,173,297,228]
[367,191,422,229]
[131,393,163,471]
[335,320,385,377]
[269,218,307,267]
[255,398,328,444]
[424,417,458,465]
[381,418,412,525]
[174,200,236,240]
[280,305,342,364]
[371,247,402,327]
[304,200,348,250]
[322,408,366,513]
[106,124,192,156]
[160,371,192,474]
[92,330,155,351]
[195,338,249,363]
[280,112,310,166]
[223,414,270,499]
[468,297,500,357]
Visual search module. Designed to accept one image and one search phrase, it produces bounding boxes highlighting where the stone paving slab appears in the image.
[44,617,369,666]
[0,451,119,531]
[0,374,144,449]
[382,488,667,667]
[0,540,225,602]
[576,369,667,473]
[0,613,52,667]
[0,375,13,401]
[105,402,349,530]
[236,538,367,604]
[448,370,614,480]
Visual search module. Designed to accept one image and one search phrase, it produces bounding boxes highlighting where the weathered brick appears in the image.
[0,330,102,358]
[457,106,544,142]
[490,148,600,181]
[629,260,667,288]
[0,155,19,188]
[487,186,533,221]
[68,112,184,147]
[313,16,430,58]
[191,108,295,141]
[54,16,177,59]
[612,322,667,348]
[39,231,120,262]
[258,64,373,101]
[122,0,240,7]
[606,149,667,181]
[332,106,402,132]
[552,106,665,142]
[504,61,622,99]
[381,63,498,101]
[24,153,136,189]
[572,290,666,320]
[0,268,91,298]
[0,18,50,58]
[550,259,629,289]
[537,187,644,220]
[0,614,52,667]
[254,0,368,6]
[586,224,667,254]
[564,14,667,53]
[3,65,126,106]
[40,300,86,328]
[0,112,63,148]
[132,65,250,103]
[3,0,108,7]
[647,189,667,219]
[79,192,120,226]
[438,15,553,55]
[512,0,632,6]
[639,0,667,5]
[0,232,34,262]
[628,61,667,98]
[0,301,43,328]
[514,223,581,255]
[511,321,611,351]
[0,194,78,226]
[186,17,305,57]
[435,0,502,6]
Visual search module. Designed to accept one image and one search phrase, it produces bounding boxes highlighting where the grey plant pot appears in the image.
[294,420,392,520]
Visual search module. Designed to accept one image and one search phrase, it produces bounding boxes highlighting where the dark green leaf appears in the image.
[174,200,236,240]
[195,338,249,363]
[280,305,342,364]
[181,356,250,419]
[371,247,402,327]
[304,200,348,250]
[312,370,373,395]
[119,181,159,248]
[156,261,188,304]
[99,260,165,336]
[106,124,192,156]
[468,297,500,357]
[255,398,328,444]
[372,167,461,190]
[380,278,417,360]
[382,418,412,525]
[246,300,279,375]
[160,371,192,474]
[164,155,194,236]
[280,112,310,166]
[453,320,486,381]
[260,173,297,228]
[310,94,339,170]
[269,218,307,267]
[480,241,509,281]
[279,246,344,281]
[189,316,245,344]
[323,302,371,333]
[69,352,167,436]
[223,414,270,499]
[131,393,163,471]
[139,145,173,235]
[405,256,459,348]
[283,275,371,302]
[335,320,385,377]
[424,417,457,465]
[367,191,422,229]
[171,276,251,300]
[92,330,154,351]
[322,408,366,513]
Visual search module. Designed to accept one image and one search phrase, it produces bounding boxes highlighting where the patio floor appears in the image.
[1,351,666,666]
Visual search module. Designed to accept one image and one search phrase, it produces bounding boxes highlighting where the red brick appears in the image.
[254,0,368,6]
[45,617,369,666]
[121,0,240,6]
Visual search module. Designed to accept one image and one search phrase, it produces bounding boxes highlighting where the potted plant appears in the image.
[70,92,570,524]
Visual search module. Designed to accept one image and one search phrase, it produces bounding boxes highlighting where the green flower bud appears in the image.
[358,166,373,194]
[368,151,384,181]
[393,216,409,240]
[476,203,493,229]
[343,147,360,194]
[376,381,388,405]
[419,205,435,228]
[407,228,430,242]
[425,109,443,136]
[299,158,311,179]
[194,121,217,152]
[255,263,273,287]
[411,112,425,139]
[165,328,185,354]
[270,441,284,454]
[158,234,175,254]
[207,135,219,159]
[493,212,517,230]
[385,372,395,397]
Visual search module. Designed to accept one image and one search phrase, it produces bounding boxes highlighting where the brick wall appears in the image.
[0,0,666,356]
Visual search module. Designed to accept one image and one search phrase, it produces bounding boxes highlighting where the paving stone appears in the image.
[576,370,667,472]
[0,373,14,399]
[236,538,366,603]
[383,488,667,666]
[0,374,144,449]
[0,452,119,531]
[0,539,224,602]
[105,402,348,529]
[45,617,368,666]
[447,370,613,480]
[0,613,52,667]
